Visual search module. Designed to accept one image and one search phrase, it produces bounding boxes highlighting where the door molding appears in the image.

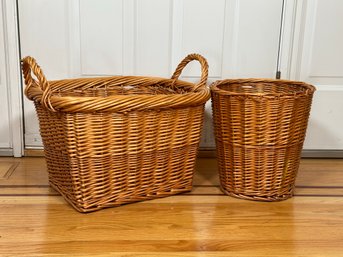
[2,0,23,157]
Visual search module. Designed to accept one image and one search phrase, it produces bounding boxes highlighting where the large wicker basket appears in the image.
[211,79,315,201]
[22,54,210,212]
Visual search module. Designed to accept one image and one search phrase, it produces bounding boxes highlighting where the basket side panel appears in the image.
[211,91,314,201]
[34,103,76,198]
[212,93,314,147]
[217,144,303,201]
[57,105,205,212]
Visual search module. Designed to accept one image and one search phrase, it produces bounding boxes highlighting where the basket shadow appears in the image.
[193,158,219,187]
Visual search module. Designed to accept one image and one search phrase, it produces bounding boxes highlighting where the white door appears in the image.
[18,0,284,149]
[288,0,343,155]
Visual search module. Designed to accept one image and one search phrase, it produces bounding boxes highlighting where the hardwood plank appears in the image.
[2,157,343,187]
[189,185,343,197]
[1,157,343,196]
[0,161,18,179]
[0,157,343,256]
[0,196,343,256]
[0,157,48,186]
[2,183,343,197]
[24,149,44,157]
[0,186,57,196]
[5,253,343,257]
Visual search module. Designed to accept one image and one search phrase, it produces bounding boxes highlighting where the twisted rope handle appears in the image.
[22,56,54,111]
[171,53,208,91]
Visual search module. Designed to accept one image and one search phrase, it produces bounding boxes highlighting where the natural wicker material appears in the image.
[22,54,210,212]
[211,79,315,201]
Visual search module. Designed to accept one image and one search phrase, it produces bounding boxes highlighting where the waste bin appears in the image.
[211,78,315,201]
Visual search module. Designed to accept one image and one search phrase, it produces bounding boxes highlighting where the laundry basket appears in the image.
[22,54,210,212]
[211,79,315,201]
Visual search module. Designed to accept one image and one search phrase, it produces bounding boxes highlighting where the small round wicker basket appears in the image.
[211,78,315,201]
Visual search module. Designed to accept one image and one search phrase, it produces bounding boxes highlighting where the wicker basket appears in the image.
[22,54,210,212]
[211,79,315,201]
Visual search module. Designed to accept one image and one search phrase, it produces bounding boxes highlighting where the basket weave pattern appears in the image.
[211,79,315,201]
[23,54,210,212]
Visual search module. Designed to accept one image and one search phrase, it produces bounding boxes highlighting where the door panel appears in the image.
[80,0,123,75]
[291,0,343,150]
[222,0,283,78]
[180,0,226,78]
[135,0,172,77]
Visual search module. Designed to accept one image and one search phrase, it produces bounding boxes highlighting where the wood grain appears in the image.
[0,161,18,179]
[0,157,343,256]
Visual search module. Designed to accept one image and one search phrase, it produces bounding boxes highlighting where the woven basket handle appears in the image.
[171,53,208,91]
[22,56,54,110]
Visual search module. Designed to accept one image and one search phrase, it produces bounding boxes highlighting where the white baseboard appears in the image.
[0,148,13,156]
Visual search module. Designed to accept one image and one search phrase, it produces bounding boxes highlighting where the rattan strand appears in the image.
[211,78,315,201]
[22,54,210,212]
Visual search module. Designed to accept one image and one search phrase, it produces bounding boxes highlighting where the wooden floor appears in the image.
[0,157,343,257]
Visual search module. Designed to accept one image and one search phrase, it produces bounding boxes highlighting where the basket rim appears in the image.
[48,75,196,88]
[210,78,316,98]
[26,75,210,113]
[22,54,210,113]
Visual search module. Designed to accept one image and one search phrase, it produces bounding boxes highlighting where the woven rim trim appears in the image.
[22,54,210,112]
[210,78,316,98]
[26,77,210,113]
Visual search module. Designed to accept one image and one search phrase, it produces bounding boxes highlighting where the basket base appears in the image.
[220,185,294,202]
[50,181,192,213]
